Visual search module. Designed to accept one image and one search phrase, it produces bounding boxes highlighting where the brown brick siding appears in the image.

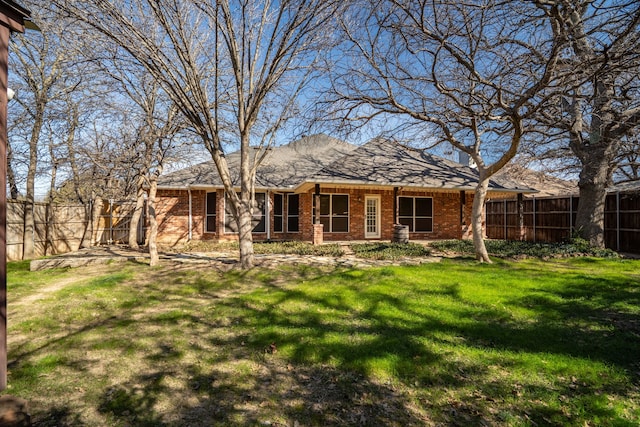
[155,187,476,245]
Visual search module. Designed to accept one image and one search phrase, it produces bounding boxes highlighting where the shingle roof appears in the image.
[158,134,535,194]
[492,163,577,197]
[608,180,640,194]
[306,138,533,192]
[158,134,356,190]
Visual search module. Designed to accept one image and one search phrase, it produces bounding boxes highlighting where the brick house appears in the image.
[155,135,534,246]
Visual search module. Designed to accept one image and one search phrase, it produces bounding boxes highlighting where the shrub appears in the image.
[254,241,344,257]
[350,242,431,260]
[429,239,619,259]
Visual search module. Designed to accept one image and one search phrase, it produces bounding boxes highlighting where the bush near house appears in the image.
[429,238,620,259]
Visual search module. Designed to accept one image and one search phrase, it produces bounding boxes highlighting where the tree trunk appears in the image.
[574,152,613,247]
[128,180,145,250]
[22,200,34,260]
[91,197,104,246]
[147,178,159,266]
[236,201,255,269]
[65,112,82,203]
[6,141,19,199]
[22,109,44,259]
[471,179,491,263]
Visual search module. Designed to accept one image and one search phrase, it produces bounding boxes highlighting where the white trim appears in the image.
[364,195,381,238]
[266,190,271,240]
[188,188,193,240]
[294,180,538,195]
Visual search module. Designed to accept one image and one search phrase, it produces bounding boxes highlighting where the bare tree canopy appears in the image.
[8,1,90,258]
[54,0,343,268]
[535,0,640,247]
[329,0,563,261]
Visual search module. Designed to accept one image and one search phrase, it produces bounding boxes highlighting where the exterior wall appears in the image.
[300,187,473,242]
[155,187,476,245]
[156,189,195,246]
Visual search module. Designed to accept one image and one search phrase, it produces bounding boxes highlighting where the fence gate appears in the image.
[94,199,146,245]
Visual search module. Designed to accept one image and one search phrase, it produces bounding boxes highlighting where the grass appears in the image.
[6,257,640,426]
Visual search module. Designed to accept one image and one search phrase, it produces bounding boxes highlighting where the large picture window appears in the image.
[205,192,217,232]
[287,194,300,232]
[224,192,266,233]
[398,196,433,232]
[273,194,283,233]
[314,194,349,233]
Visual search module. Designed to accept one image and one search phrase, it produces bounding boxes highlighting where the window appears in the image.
[205,192,217,232]
[273,194,283,233]
[224,192,266,233]
[398,196,433,232]
[287,194,299,232]
[314,194,349,233]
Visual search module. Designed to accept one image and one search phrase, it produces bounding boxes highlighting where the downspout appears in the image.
[188,187,192,241]
[266,190,271,241]
[394,187,399,224]
[314,184,321,224]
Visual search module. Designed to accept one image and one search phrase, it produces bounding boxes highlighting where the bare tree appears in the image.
[330,0,562,262]
[55,0,342,268]
[8,9,84,259]
[94,56,184,253]
[614,132,640,183]
[537,0,640,246]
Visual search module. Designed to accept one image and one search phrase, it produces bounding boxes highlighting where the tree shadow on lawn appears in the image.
[92,261,639,425]
[96,360,429,426]
[238,266,640,373]
[11,261,640,426]
[206,265,639,425]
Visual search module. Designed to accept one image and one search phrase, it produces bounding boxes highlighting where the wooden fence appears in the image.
[6,199,145,261]
[92,200,145,247]
[485,192,640,253]
[7,201,90,261]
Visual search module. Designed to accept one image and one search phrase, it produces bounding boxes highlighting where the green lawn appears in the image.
[5,257,640,426]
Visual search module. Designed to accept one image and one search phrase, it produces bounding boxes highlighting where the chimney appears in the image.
[458,151,477,169]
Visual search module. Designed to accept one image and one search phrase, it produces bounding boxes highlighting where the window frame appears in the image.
[273,193,284,233]
[314,193,349,233]
[286,193,300,233]
[224,192,267,234]
[398,196,433,232]
[205,191,217,233]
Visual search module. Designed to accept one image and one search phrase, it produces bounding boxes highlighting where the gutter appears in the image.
[294,180,538,195]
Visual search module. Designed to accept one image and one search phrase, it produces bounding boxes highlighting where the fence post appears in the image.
[569,195,573,236]
[617,191,620,251]
[109,199,114,244]
[532,196,536,243]
[504,199,507,239]
[516,193,524,241]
